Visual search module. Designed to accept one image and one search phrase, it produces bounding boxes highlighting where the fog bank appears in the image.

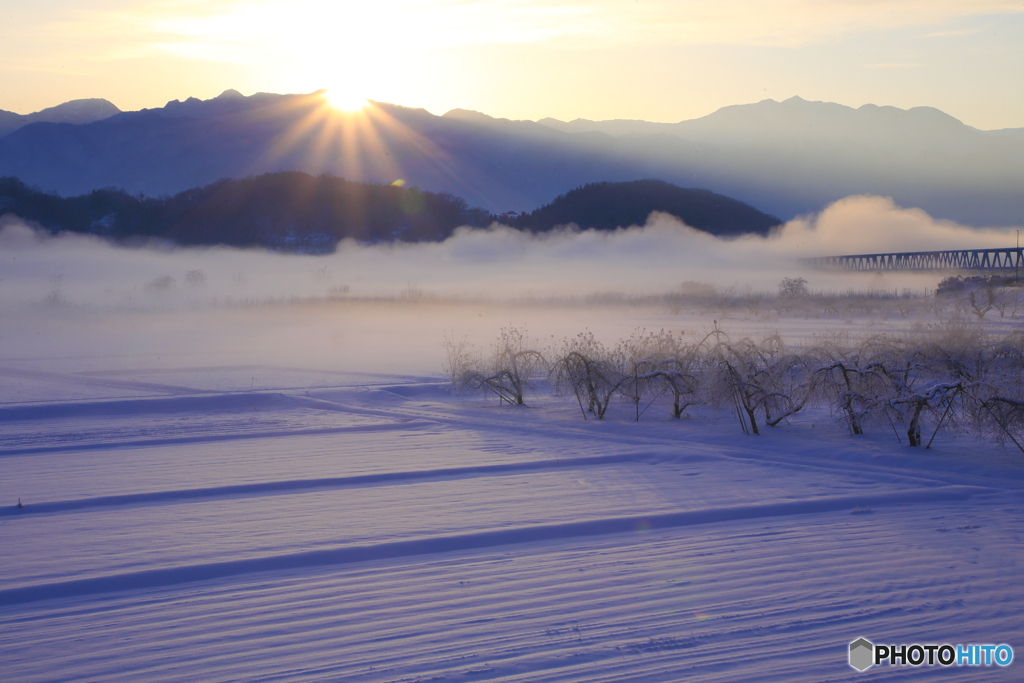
[1,195,1018,387]
[2,195,1016,311]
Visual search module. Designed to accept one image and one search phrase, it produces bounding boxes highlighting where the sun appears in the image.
[323,89,368,113]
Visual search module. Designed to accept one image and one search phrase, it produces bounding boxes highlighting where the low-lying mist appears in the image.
[3,194,1017,308]
[2,195,1020,386]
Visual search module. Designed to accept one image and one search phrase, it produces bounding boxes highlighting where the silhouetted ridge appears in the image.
[0,173,493,251]
[3,89,1023,226]
[0,98,120,137]
[516,180,781,235]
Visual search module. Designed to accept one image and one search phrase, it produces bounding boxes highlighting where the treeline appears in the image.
[445,324,1024,450]
[660,278,1024,321]
[0,173,494,251]
[0,175,785,250]
[513,180,782,236]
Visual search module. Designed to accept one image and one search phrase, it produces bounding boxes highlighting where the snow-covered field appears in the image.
[2,298,1023,682]
[3,219,1024,681]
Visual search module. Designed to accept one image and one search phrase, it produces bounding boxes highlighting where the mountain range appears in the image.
[0,90,1021,227]
[0,98,121,138]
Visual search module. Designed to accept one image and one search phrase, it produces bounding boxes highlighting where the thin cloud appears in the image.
[863,62,926,69]
[33,0,1024,66]
[927,26,988,38]
[69,0,599,65]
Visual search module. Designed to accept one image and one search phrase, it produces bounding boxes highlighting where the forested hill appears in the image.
[516,180,782,235]
[0,173,494,251]
[0,174,783,250]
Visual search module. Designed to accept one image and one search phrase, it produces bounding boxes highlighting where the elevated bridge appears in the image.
[803,247,1023,273]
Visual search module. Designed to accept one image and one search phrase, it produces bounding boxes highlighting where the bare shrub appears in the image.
[457,326,546,405]
[709,332,812,434]
[551,331,625,420]
[810,325,1002,447]
[146,275,175,290]
[611,330,659,422]
[650,333,707,419]
[185,269,206,285]
[884,380,962,447]
[968,331,1024,451]
[442,332,478,388]
[778,277,809,298]
[758,340,814,428]
[858,338,933,446]
[811,339,882,436]
[992,288,1017,317]
[44,289,67,307]
[711,338,763,434]
[975,396,1024,452]
[967,287,995,320]
[438,303,1024,451]
[937,277,1024,321]
[612,329,705,420]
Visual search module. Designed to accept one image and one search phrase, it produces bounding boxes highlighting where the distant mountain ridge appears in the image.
[0,99,120,137]
[1,91,1021,227]
[534,96,969,141]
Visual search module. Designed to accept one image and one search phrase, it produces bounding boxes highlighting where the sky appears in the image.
[2,1,1023,130]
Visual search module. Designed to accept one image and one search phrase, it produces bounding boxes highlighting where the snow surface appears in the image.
[2,341,1022,681]
[2,221,1022,680]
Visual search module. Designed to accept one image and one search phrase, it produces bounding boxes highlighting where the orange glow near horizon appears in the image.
[237,91,485,206]
[322,90,369,113]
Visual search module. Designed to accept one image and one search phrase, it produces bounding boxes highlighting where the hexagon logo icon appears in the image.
[849,638,874,671]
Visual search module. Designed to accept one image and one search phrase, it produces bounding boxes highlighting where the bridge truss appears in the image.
[803,247,1024,273]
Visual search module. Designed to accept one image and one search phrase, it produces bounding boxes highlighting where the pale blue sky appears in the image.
[2,0,1023,129]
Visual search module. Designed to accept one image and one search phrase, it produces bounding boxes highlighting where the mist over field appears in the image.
[3,194,1016,308]
[2,193,1017,387]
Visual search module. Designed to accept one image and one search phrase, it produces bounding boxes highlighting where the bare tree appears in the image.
[612,329,706,420]
[778,277,809,298]
[967,286,995,320]
[968,331,1024,452]
[652,347,705,419]
[811,336,893,436]
[709,333,814,434]
[448,327,546,405]
[441,317,1024,451]
[551,331,626,420]
[712,341,764,434]
[442,331,478,389]
[709,335,767,435]
[760,346,814,427]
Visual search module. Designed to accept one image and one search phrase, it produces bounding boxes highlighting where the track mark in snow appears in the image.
[0,391,350,421]
[0,366,204,395]
[0,485,991,606]
[0,419,432,457]
[3,507,1015,683]
[0,452,695,517]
